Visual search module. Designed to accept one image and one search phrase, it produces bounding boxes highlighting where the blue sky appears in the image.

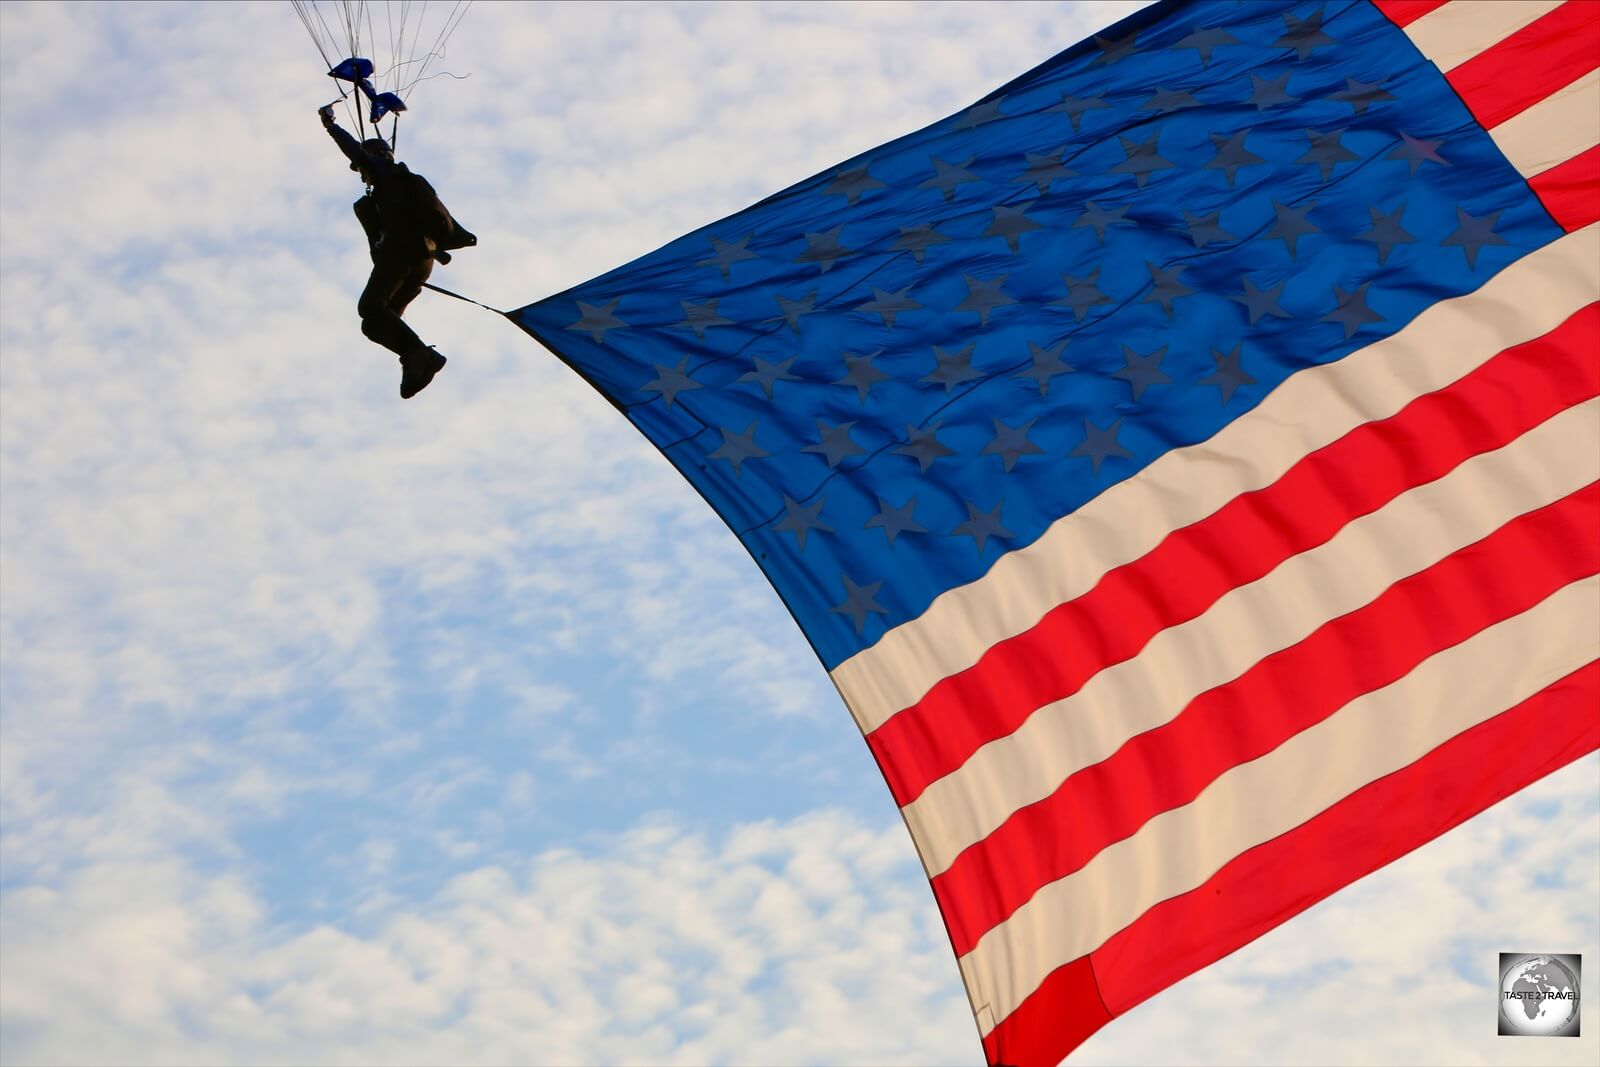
[0,2,1595,1064]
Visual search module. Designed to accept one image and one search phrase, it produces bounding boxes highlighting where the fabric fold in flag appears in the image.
[513,0,1600,1061]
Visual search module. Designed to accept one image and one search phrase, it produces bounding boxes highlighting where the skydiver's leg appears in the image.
[357,256,427,357]
[388,256,433,320]
[388,257,446,399]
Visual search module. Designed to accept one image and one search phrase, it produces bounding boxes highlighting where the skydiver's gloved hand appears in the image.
[318,104,336,128]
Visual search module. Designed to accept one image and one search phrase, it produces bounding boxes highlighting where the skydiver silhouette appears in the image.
[320,104,476,398]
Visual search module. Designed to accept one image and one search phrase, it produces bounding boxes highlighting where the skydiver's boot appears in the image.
[399,346,447,399]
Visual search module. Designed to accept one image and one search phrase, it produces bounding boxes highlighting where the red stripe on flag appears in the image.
[1370,0,1450,28]
[983,661,1600,1067]
[935,482,1600,955]
[980,956,1109,1067]
[1531,145,1600,231]
[868,306,1600,807]
[1090,660,1600,1017]
[1445,2,1600,129]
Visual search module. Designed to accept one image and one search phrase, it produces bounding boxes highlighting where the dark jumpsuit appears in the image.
[324,121,473,358]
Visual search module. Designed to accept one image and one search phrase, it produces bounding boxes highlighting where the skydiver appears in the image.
[319,104,477,398]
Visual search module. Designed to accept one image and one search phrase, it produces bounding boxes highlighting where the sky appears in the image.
[0,2,1596,1065]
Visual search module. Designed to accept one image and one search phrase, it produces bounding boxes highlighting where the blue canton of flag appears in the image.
[515,0,1555,671]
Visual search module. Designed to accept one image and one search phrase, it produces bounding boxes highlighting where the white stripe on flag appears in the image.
[961,574,1600,1035]
[906,399,1600,876]
[1403,0,1564,73]
[832,226,1600,736]
[1492,67,1600,178]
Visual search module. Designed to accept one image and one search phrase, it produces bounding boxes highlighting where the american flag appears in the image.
[514,1,1600,1062]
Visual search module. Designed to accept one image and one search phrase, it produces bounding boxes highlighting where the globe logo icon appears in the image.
[1499,954,1580,1037]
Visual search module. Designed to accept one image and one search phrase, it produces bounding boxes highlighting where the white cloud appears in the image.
[0,810,978,1067]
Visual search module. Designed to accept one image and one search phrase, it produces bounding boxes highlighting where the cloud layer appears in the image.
[2,764,1594,1066]
[1,811,980,1066]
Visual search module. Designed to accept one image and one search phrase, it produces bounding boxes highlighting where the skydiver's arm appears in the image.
[319,106,393,178]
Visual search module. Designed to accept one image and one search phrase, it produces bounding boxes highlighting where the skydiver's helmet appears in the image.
[351,138,395,171]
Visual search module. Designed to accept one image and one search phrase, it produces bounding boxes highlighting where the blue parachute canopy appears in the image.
[368,91,407,122]
[326,56,374,82]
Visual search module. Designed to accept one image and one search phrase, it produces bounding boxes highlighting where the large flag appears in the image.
[514,1,1600,1063]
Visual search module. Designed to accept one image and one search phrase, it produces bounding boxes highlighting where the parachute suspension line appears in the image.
[290,0,334,69]
[292,0,365,134]
[330,0,367,138]
[383,0,401,98]
[344,0,367,139]
[402,0,428,101]
[313,0,346,63]
[292,1,340,124]
[394,0,415,97]
[363,0,381,94]
[404,67,473,91]
[342,0,363,64]
[402,0,470,101]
